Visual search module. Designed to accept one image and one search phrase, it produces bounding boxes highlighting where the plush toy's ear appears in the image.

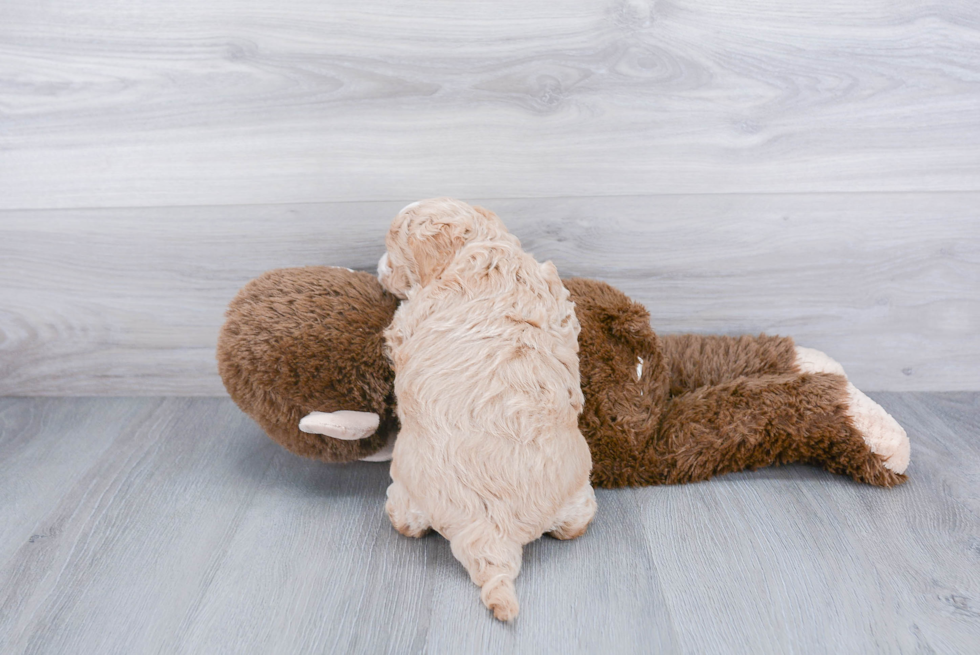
[298,410,396,462]
[299,410,380,440]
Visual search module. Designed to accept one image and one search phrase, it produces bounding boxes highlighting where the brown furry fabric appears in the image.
[563,278,669,487]
[217,267,398,461]
[217,267,905,488]
[660,333,799,397]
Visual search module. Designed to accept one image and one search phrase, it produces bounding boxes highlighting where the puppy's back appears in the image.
[390,240,589,532]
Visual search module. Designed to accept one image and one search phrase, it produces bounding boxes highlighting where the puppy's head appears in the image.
[378,198,512,298]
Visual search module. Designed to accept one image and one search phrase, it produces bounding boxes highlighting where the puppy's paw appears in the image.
[547,483,597,540]
[845,383,910,474]
[385,482,431,538]
[298,410,379,440]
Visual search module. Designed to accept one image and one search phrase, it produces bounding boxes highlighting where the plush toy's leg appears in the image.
[449,525,523,622]
[385,481,431,538]
[642,372,907,487]
[546,482,598,540]
[659,333,798,396]
[794,346,910,473]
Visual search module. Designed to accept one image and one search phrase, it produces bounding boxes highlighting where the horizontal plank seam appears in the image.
[3,189,980,214]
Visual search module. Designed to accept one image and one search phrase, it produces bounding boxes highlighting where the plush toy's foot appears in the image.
[298,410,380,441]
[359,429,396,462]
[385,481,431,538]
[547,482,597,540]
[842,383,910,474]
[795,347,910,474]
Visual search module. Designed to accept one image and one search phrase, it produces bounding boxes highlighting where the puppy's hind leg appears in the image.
[547,482,597,540]
[450,525,523,621]
[385,481,431,538]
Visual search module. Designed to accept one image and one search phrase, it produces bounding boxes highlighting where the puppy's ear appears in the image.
[390,199,514,288]
[406,217,472,286]
[472,206,514,242]
[472,205,499,224]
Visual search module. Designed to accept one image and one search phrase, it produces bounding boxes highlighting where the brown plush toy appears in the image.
[217,266,909,488]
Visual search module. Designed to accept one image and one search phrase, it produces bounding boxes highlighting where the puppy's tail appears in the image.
[450,525,523,621]
[481,573,519,622]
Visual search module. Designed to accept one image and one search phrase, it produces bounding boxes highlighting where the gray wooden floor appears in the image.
[1,394,977,654]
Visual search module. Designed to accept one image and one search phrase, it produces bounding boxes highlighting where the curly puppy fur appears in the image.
[379,199,596,621]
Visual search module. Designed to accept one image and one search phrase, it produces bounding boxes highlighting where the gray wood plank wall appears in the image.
[2,0,979,394]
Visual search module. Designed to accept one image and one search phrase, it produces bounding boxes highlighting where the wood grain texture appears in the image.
[2,193,977,395]
[0,394,977,653]
[1,0,979,209]
[635,391,980,653]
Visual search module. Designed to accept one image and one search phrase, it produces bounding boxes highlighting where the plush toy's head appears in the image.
[379,198,517,297]
[217,266,400,461]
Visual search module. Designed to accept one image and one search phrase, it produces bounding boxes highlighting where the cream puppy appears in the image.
[378,198,596,621]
